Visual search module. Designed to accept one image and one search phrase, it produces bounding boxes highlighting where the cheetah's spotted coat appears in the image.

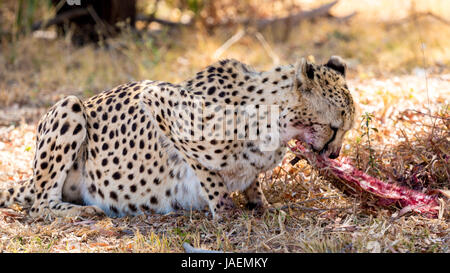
[0,57,355,219]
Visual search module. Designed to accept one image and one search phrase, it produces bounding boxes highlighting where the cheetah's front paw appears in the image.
[79,205,106,217]
[218,193,235,211]
[246,200,270,210]
[211,193,236,220]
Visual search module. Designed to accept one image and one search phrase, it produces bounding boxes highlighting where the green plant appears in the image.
[360,112,378,170]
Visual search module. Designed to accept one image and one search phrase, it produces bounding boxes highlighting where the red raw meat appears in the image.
[290,141,440,218]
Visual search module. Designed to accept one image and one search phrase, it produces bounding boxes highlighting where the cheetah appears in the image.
[0,56,355,219]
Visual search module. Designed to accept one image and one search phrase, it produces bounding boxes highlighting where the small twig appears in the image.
[283,205,351,212]
[182,242,224,253]
[268,196,346,212]
[86,5,114,36]
[294,196,340,205]
[386,11,450,28]
[414,13,441,142]
[402,109,450,121]
[254,32,280,66]
[330,11,357,23]
[268,205,352,215]
[135,14,192,27]
[278,166,309,192]
[31,8,89,31]
[213,28,246,59]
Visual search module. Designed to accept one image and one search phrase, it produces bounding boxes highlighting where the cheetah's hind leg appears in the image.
[0,178,35,209]
[27,96,104,218]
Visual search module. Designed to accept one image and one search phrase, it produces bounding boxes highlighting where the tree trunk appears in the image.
[51,0,136,45]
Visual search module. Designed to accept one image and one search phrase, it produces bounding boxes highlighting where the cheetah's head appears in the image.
[281,56,355,159]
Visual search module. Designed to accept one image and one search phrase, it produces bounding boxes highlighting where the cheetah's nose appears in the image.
[328,148,341,159]
[328,153,339,159]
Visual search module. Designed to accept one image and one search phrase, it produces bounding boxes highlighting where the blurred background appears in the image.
[0,0,449,109]
[0,1,449,253]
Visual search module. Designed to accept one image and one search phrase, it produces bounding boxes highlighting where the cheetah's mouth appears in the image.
[291,136,330,163]
[288,139,314,166]
[292,138,314,154]
[292,133,317,154]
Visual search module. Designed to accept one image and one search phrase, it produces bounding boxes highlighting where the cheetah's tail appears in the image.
[0,178,35,208]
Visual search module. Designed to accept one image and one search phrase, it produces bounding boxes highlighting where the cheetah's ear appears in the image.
[294,57,316,89]
[293,57,302,90]
[325,56,346,77]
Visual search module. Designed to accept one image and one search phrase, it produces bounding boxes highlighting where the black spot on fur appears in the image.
[73,124,83,135]
[72,103,81,113]
[150,196,158,204]
[60,122,70,135]
[112,172,121,180]
[207,86,216,95]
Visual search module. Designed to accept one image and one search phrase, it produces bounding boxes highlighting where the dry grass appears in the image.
[0,73,448,253]
[2,5,450,108]
[0,1,449,253]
